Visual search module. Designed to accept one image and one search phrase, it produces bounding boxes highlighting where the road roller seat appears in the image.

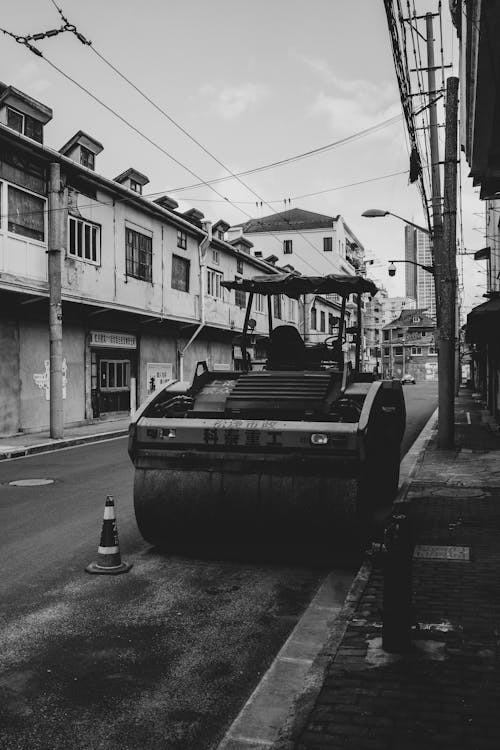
[267,325,306,370]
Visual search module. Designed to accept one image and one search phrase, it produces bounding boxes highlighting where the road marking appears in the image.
[467,411,471,424]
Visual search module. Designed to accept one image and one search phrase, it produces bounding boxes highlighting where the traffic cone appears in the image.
[86,495,132,575]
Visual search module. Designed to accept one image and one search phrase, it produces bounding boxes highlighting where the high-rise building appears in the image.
[404,226,436,318]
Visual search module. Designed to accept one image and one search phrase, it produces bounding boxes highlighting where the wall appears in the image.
[0,319,20,435]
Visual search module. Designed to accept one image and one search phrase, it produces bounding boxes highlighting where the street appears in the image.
[0,382,437,750]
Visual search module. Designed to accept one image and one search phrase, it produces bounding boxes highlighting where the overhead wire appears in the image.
[44,0,384,275]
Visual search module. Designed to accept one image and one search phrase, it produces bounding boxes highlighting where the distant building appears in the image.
[381,308,437,381]
[382,295,417,325]
[405,226,435,317]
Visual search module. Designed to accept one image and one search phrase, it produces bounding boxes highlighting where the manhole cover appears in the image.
[8,478,54,487]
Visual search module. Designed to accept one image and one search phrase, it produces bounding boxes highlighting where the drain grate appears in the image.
[413,544,470,562]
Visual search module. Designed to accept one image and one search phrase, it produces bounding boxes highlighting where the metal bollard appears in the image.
[382,513,414,653]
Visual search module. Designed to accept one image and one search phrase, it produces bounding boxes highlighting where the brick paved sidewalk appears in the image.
[277,387,500,750]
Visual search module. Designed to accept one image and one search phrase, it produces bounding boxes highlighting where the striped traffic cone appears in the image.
[86,495,132,575]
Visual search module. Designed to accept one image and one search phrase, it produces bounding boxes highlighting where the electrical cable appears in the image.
[43,1,385,273]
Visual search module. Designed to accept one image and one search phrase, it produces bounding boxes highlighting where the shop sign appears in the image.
[33,359,68,400]
[147,363,173,393]
[90,331,137,349]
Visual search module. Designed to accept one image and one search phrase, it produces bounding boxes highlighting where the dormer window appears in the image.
[217,230,225,240]
[7,107,43,143]
[80,146,95,171]
[412,315,421,323]
[130,179,141,194]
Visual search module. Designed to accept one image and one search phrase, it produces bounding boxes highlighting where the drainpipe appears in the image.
[178,221,211,380]
[48,163,64,438]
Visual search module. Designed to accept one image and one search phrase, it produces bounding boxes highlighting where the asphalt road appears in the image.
[0,381,438,750]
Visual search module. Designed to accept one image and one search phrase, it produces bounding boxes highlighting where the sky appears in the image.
[0,0,487,316]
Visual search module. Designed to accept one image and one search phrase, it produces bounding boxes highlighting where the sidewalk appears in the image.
[0,415,130,460]
[276,386,500,750]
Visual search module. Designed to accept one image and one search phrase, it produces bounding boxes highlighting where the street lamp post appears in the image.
[362,205,456,450]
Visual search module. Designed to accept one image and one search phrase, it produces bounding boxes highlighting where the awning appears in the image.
[221,273,378,299]
[466,296,500,343]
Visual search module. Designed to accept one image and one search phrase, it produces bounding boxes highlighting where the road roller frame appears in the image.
[129,272,406,556]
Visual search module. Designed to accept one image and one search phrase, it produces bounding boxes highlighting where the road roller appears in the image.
[128,273,405,558]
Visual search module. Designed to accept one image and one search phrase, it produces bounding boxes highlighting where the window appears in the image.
[283,239,293,254]
[429,345,436,355]
[394,346,403,356]
[217,230,225,240]
[411,346,422,356]
[68,216,100,264]
[99,360,130,391]
[273,294,283,319]
[236,258,244,274]
[177,230,187,249]
[311,306,317,330]
[323,237,333,252]
[320,311,326,332]
[7,185,45,241]
[212,247,219,264]
[288,298,296,322]
[384,347,390,356]
[383,330,390,341]
[7,107,43,143]
[255,293,265,313]
[80,146,95,170]
[171,255,190,292]
[125,227,152,282]
[207,267,223,298]
[235,288,246,309]
[412,315,421,323]
[129,179,142,194]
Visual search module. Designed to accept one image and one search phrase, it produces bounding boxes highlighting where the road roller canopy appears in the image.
[221,273,378,299]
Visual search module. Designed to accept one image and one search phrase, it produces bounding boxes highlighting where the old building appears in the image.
[381,308,437,381]
[0,83,285,435]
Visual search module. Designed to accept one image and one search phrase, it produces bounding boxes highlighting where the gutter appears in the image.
[178,221,211,380]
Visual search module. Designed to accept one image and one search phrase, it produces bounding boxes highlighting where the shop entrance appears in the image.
[89,330,137,417]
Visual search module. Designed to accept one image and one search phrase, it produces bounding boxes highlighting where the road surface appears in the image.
[0,381,438,749]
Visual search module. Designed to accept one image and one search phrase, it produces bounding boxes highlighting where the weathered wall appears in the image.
[0,319,20,435]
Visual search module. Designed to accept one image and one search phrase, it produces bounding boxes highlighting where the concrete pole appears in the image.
[48,163,64,439]
[426,13,443,290]
[438,76,459,448]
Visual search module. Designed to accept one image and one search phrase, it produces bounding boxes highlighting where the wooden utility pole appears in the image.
[439,76,459,448]
[48,163,64,439]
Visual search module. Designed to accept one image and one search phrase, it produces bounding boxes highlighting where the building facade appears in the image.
[404,226,436,317]
[381,308,437,381]
[0,83,288,436]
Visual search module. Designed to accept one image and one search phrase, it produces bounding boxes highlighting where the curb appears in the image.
[271,405,440,750]
[0,428,129,461]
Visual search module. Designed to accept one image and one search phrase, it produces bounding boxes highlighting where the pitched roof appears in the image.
[383,308,436,329]
[236,208,339,233]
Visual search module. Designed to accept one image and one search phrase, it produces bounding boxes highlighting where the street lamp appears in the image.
[362,209,432,236]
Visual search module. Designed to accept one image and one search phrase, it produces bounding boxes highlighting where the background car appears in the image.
[401,373,416,385]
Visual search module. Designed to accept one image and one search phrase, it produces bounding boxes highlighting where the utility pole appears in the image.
[426,12,455,449]
[48,163,64,439]
[440,76,459,448]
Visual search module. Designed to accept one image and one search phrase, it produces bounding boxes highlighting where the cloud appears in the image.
[302,56,400,135]
[200,82,269,120]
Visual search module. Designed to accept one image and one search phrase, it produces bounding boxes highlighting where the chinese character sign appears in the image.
[147,363,173,393]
